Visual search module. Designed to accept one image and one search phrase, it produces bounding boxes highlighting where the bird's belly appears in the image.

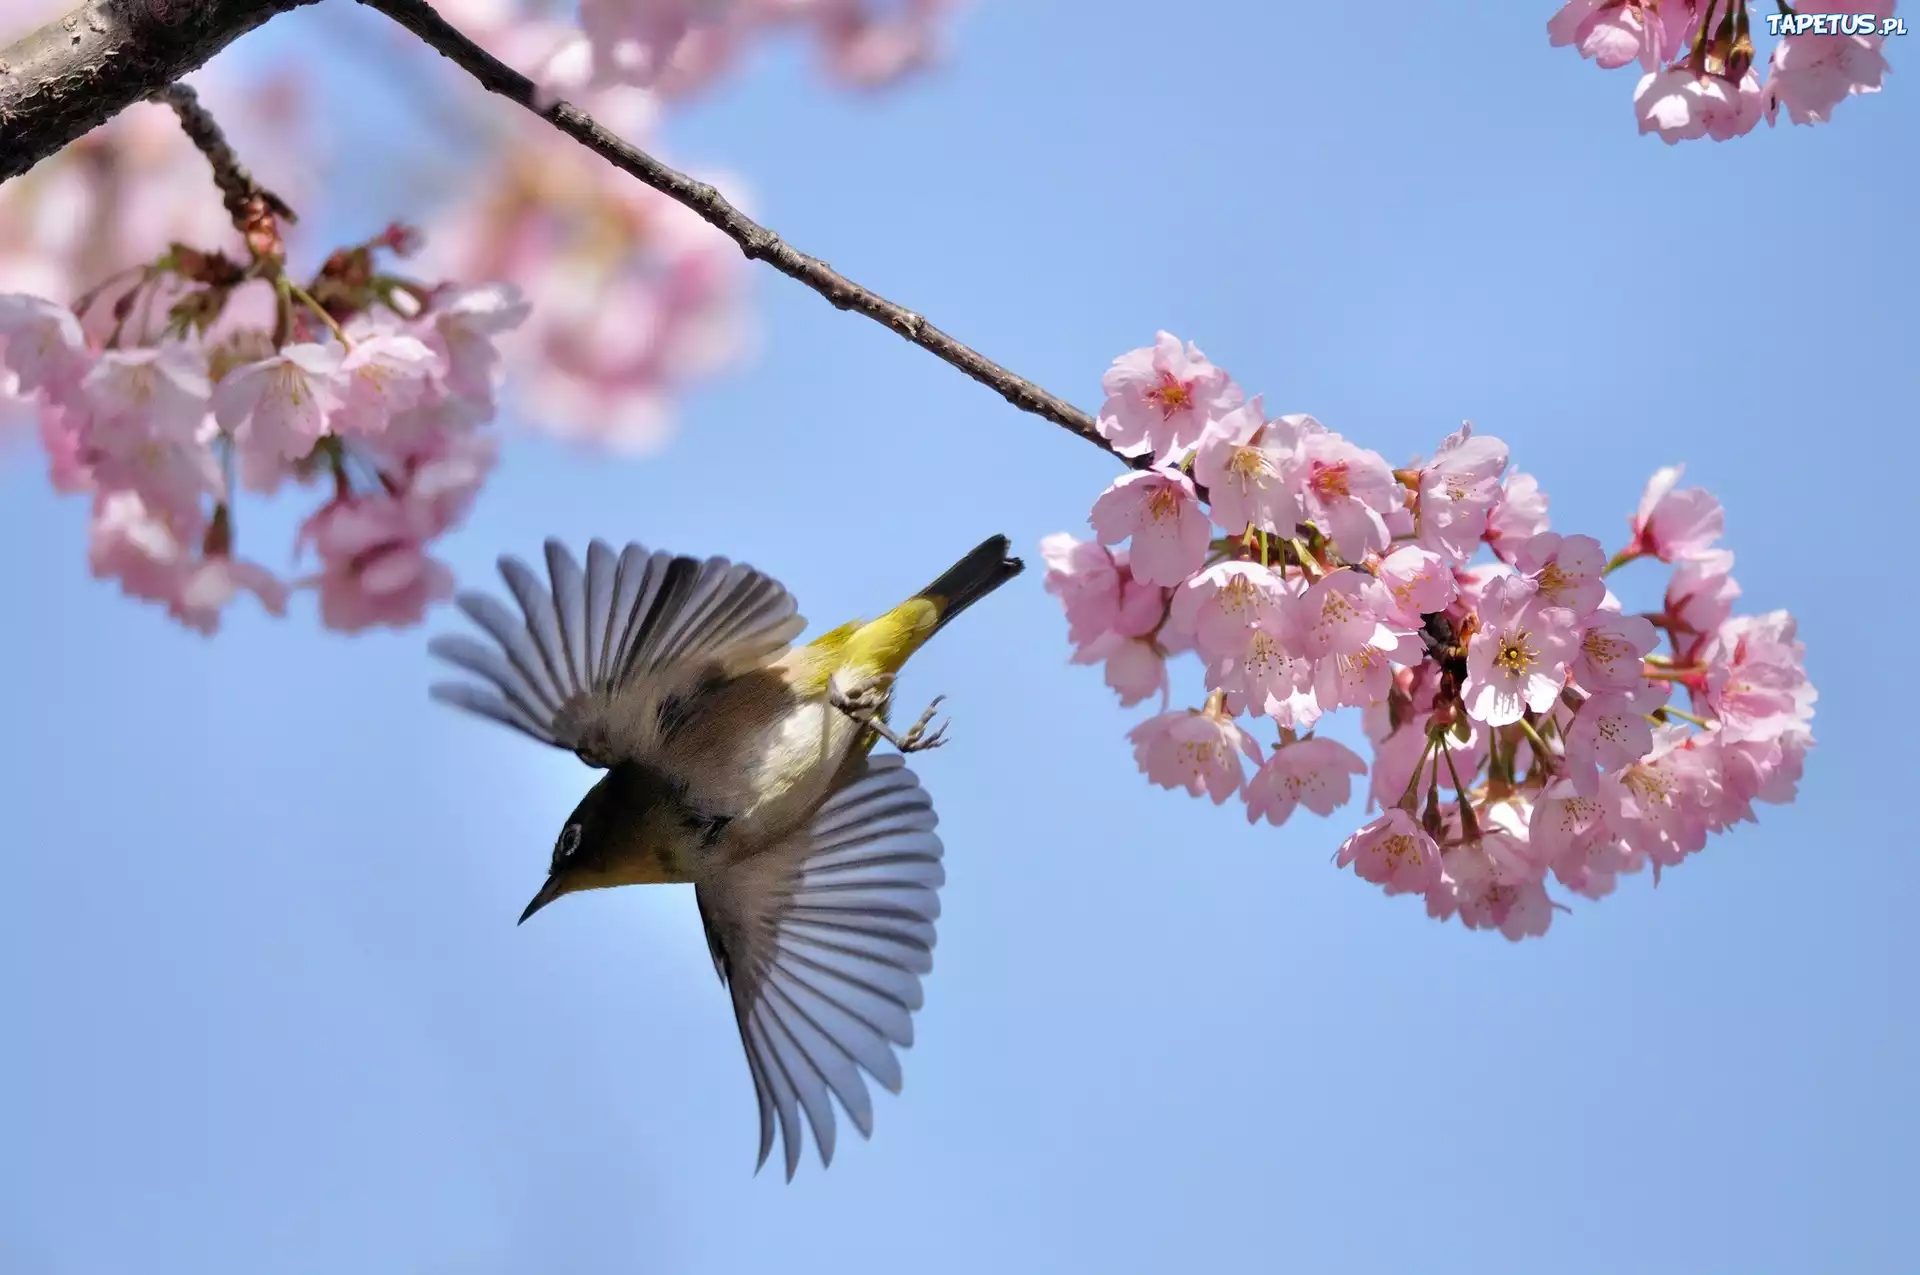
[730,697,855,842]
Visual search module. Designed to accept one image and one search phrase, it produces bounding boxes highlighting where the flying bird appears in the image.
[427,534,1023,1178]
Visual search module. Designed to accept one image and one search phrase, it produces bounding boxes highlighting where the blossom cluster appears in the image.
[0,224,528,635]
[1041,332,1815,939]
[1548,0,1897,142]
[568,0,958,96]
[416,10,751,454]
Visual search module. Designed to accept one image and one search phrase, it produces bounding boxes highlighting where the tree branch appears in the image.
[152,81,295,226]
[150,80,297,260]
[0,0,316,184]
[355,0,1129,466]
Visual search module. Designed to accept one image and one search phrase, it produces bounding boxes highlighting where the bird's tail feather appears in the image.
[915,535,1025,640]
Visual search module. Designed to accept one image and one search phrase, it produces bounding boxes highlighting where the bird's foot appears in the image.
[895,695,949,752]
[829,679,950,754]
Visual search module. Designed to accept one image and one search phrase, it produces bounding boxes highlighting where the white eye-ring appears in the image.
[558,824,583,857]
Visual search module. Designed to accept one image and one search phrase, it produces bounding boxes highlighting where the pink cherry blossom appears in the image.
[1296,570,1391,662]
[88,490,191,606]
[1128,699,1263,804]
[1205,595,1322,728]
[1284,426,1401,560]
[1337,809,1442,895]
[1245,737,1366,827]
[1599,725,1714,873]
[1416,424,1509,562]
[1086,636,1168,709]
[1627,464,1724,562]
[1709,727,1812,828]
[1564,682,1667,796]
[1463,575,1578,727]
[211,342,345,473]
[0,293,90,399]
[171,555,290,635]
[1193,396,1296,535]
[1485,468,1550,563]
[1088,467,1211,587]
[1044,337,1814,940]
[1572,607,1661,691]
[421,283,532,407]
[1514,531,1607,620]
[1040,533,1123,649]
[1374,546,1457,627]
[1094,331,1243,464]
[85,419,225,531]
[299,493,456,633]
[1547,0,1698,71]
[332,332,444,436]
[1634,66,1764,144]
[1168,561,1286,663]
[1429,837,1555,941]
[80,343,212,446]
[1530,781,1634,900]
[1699,611,1817,745]
[1764,23,1891,125]
[38,405,92,492]
[1665,548,1740,636]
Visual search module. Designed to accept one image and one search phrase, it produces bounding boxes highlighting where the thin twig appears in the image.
[149,81,297,230]
[355,0,1132,466]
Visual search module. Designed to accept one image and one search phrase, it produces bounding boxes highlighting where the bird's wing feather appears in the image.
[428,538,806,766]
[695,753,943,1179]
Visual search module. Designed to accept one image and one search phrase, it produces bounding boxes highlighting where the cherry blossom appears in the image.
[1095,331,1244,464]
[1245,738,1367,827]
[1338,810,1443,895]
[1089,467,1211,587]
[1129,696,1264,804]
[1764,16,1892,124]
[1193,397,1295,536]
[1665,548,1741,636]
[1548,0,1896,141]
[1044,337,1815,940]
[1463,576,1578,727]
[1628,464,1724,562]
[1416,424,1509,563]
[1485,468,1551,563]
[1284,425,1401,561]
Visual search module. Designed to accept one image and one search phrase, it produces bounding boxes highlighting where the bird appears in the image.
[425,533,1024,1178]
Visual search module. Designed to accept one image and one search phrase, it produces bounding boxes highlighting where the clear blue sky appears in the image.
[3,3,1915,1272]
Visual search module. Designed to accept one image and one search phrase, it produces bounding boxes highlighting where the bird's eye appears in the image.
[558,823,583,857]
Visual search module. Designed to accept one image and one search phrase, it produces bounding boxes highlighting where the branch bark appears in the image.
[356,0,1129,466]
[0,0,315,184]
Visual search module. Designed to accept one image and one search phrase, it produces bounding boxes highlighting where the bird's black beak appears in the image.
[518,876,564,925]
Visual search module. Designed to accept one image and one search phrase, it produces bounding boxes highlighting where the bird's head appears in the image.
[518,765,724,923]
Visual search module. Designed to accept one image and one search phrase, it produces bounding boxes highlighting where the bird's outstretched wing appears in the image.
[695,753,944,1180]
[428,538,805,766]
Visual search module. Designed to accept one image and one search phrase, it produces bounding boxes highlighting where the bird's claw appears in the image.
[830,680,951,754]
[897,695,949,752]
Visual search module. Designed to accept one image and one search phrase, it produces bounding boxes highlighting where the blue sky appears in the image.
[3,3,1915,1272]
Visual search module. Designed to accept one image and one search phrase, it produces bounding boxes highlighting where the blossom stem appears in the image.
[1653,706,1713,729]
[1399,733,1437,813]
[1289,537,1324,582]
[149,82,298,260]
[286,278,354,349]
[1642,665,1703,683]
[1603,547,1643,576]
[1440,741,1481,841]
[1516,717,1555,777]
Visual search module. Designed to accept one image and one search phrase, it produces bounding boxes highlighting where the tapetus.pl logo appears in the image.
[1764,11,1909,36]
